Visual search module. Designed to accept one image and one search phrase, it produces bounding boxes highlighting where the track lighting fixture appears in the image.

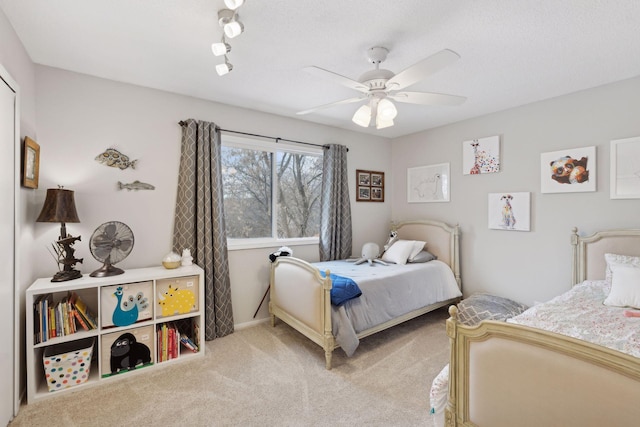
[214,2,246,76]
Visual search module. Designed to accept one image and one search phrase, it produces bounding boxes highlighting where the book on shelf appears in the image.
[70,291,97,329]
[156,322,185,362]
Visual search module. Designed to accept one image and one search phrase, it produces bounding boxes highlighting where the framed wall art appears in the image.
[22,136,40,189]
[462,135,500,175]
[488,192,531,231]
[407,163,450,203]
[610,136,640,199]
[356,169,384,202]
[540,146,596,193]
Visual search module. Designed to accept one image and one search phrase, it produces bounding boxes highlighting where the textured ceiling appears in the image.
[2,0,640,138]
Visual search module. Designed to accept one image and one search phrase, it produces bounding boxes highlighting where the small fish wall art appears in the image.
[117,180,155,191]
[95,148,138,170]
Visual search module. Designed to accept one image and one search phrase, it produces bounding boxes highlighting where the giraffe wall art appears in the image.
[463,135,500,175]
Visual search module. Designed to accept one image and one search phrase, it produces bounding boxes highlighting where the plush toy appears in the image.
[383,230,398,252]
[268,246,293,263]
[348,242,388,266]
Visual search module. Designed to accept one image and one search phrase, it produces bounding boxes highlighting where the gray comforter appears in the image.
[313,259,462,356]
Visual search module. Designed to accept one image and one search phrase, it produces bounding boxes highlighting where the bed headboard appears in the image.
[392,219,461,289]
[571,227,640,284]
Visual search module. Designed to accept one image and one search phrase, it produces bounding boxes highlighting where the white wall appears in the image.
[34,65,392,327]
[391,76,640,306]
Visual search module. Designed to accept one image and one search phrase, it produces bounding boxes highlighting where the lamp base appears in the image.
[51,269,82,282]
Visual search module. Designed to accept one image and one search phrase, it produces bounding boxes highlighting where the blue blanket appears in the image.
[319,271,362,306]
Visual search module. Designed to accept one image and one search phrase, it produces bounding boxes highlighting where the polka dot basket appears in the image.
[43,337,94,392]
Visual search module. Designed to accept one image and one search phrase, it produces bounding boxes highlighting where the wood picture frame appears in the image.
[356,169,384,202]
[22,136,40,189]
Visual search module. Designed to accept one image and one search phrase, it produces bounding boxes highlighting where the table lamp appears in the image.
[36,187,83,282]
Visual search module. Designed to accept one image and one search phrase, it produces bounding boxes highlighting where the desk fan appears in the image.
[89,221,134,277]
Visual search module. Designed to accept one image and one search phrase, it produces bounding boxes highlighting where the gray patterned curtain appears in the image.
[319,144,352,261]
[174,119,234,340]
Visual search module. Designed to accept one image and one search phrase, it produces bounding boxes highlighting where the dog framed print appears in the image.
[488,192,531,231]
[540,146,596,193]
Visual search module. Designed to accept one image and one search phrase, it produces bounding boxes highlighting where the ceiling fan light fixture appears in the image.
[352,104,372,127]
[376,117,394,129]
[377,98,397,121]
[224,0,244,10]
[211,41,231,56]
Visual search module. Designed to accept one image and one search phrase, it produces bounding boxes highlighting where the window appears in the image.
[221,136,323,247]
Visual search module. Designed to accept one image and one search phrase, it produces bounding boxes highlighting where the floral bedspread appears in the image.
[508,280,640,358]
[429,281,640,426]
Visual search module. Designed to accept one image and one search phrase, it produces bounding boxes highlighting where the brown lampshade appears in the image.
[36,188,80,223]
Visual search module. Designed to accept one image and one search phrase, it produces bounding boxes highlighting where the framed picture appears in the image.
[356,169,384,202]
[462,135,500,175]
[407,163,450,203]
[610,136,640,199]
[22,136,40,189]
[488,192,531,231]
[540,146,596,193]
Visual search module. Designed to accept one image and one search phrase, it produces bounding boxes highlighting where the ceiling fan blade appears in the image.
[386,49,461,91]
[390,91,467,106]
[296,97,365,115]
[303,66,370,93]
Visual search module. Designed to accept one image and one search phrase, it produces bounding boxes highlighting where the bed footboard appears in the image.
[445,305,640,427]
[269,257,335,369]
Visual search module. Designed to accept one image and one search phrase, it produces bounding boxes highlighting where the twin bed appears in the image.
[269,220,640,425]
[269,219,462,369]
[438,227,640,426]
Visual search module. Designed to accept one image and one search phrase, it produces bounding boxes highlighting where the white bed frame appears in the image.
[445,227,640,426]
[269,219,461,370]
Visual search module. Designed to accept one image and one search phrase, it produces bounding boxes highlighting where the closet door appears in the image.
[0,68,16,424]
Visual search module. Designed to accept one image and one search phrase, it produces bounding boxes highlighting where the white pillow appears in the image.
[381,240,415,265]
[605,253,640,284]
[409,240,427,261]
[603,263,640,309]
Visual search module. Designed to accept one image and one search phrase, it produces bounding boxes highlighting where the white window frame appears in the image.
[222,134,323,250]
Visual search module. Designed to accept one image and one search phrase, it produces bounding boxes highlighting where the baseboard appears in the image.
[234,317,270,330]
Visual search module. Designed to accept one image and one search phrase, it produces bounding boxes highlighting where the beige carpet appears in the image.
[10,307,450,427]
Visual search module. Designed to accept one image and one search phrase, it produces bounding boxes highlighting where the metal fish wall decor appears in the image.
[117,180,155,191]
[95,148,138,170]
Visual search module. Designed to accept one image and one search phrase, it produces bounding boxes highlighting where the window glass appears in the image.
[221,137,322,242]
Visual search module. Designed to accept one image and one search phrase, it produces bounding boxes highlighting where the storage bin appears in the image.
[156,275,199,318]
[43,337,94,392]
[101,281,153,328]
[101,325,154,377]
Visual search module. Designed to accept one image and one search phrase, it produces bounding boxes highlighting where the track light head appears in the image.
[216,59,233,76]
[224,20,244,38]
[211,41,231,56]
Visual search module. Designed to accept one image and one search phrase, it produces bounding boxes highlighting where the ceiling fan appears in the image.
[297,47,466,129]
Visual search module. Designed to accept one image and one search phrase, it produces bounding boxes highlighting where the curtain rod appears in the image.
[178,121,347,151]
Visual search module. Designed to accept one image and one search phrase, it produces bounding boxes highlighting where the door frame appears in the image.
[0,62,20,418]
